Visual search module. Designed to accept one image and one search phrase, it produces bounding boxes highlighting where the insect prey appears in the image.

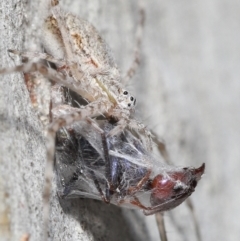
[56,119,205,215]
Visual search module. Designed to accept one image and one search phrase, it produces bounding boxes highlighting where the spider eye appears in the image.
[123,91,128,95]
[128,103,131,107]
[130,96,134,101]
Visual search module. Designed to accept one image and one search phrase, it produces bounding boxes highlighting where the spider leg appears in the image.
[122,2,145,85]
[0,61,79,90]
[151,130,170,163]
[8,49,67,66]
[0,62,41,76]
[0,61,106,106]
[52,100,112,129]
[50,4,78,70]
[108,117,153,151]
[185,199,202,241]
[155,213,168,241]
[127,118,153,150]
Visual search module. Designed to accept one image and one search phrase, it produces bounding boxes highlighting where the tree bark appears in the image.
[1,0,240,241]
[0,1,46,241]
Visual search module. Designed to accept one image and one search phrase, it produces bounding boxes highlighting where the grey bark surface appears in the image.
[0,0,239,241]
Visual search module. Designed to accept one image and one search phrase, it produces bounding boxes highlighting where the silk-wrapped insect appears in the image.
[55,119,205,215]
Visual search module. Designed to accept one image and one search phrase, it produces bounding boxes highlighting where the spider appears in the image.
[1,1,150,144]
[0,0,152,238]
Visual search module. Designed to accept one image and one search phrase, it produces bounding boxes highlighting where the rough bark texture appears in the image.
[1,0,239,241]
[0,1,45,241]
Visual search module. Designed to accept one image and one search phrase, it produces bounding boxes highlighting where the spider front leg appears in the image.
[8,49,67,67]
[108,113,153,151]
[0,61,82,93]
[47,97,113,165]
